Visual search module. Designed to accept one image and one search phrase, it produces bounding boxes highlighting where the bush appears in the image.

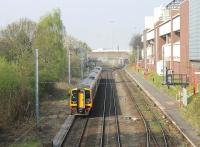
[0,57,33,127]
[0,9,91,127]
[183,93,200,134]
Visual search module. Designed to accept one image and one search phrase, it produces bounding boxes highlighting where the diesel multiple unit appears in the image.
[70,67,102,115]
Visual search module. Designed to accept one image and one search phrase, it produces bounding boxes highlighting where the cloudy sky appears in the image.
[0,0,170,49]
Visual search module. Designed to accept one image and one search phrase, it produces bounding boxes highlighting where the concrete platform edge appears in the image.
[125,68,197,147]
[52,115,75,147]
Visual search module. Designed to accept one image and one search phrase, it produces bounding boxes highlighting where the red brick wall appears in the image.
[180,0,190,75]
[155,21,164,62]
[173,61,181,74]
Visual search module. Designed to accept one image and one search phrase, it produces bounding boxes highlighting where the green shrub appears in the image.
[146,71,180,97]
[183,93,200,134]
[0,57,33,127]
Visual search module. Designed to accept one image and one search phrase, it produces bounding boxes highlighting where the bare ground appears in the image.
[113,71,146,146]
[0,82,71,147]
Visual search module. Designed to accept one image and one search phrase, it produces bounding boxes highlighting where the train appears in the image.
[69,66,102,115]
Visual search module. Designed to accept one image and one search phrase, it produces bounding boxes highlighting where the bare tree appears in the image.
[0,18,36,61]
[129,33,143,50]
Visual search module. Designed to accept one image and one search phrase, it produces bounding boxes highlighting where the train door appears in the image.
[70,89,77,105]
[70,89,78,114]
[77,90,85,113]
[85,89,91,105]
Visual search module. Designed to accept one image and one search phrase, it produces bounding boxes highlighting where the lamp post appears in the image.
[109,20,115,50]
[149,40,154,69]
[137,45,139,67]
[35,49,39,128]
[162,46,165,84]
[80,49,84,80]
[68,48,71,85]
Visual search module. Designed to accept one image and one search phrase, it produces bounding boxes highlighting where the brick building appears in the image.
[140,0,195,84]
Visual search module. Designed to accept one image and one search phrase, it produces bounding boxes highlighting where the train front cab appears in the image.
[70,88,77,114]
[70,88,92,115]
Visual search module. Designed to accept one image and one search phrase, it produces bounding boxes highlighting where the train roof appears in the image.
[77,66,102,88]
[94,66,102,70]
[78,77,95,88]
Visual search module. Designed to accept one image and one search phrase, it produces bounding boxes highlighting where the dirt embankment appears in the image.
[0,82,72,147]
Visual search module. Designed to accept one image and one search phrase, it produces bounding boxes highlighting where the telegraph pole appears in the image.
[35,49,39,128]
[86,50,89,74]
[109,20,115,49]
[162,46,165,84]
[117,45,120,65]
[81,54,84,80]
[68,48,71,85]
[137,45,139,67]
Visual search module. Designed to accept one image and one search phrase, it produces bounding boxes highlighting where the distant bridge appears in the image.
[88,49,130,66]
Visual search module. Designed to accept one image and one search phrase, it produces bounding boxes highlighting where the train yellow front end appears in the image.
[69,66,102,116]
[70,88,92,115]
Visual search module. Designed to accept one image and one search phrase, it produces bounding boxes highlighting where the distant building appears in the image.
[89,49,130,66]
[141,0,183,74]
[139,0,200,84]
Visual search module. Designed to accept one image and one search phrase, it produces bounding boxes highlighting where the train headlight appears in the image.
[72,101,77,104]
[86,99,91,104]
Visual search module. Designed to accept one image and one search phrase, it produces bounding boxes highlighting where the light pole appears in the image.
[162,46,165,84]
[149,40,154,69]
[86,49,89,74]
[144,30,147,70]
[68,48,71,85]
[137,45,139,67]
[35,49,39,128]
[80,49,84,80]
[133,27,138,66]
[109,20,115,50]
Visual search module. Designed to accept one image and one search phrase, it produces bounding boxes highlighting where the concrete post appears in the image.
[35,49,39,128]
[68,49,71,85]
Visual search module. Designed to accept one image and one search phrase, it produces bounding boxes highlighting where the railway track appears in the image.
[100,70,121,147]
[118,69,168,147]
[61,70,121,147]
[53,68,189,147]
[62,117,88,147]
[111,73,121,147]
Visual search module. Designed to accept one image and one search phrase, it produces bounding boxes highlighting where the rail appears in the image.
[76,117,89,147]
[110,71,121,147]
[118,71,150,147]
[61,117,88,147]
[100,70,121,147]
[119,70,168,147]
[125,70,168,147]
[52,115,75,147]
[99,71,108,147]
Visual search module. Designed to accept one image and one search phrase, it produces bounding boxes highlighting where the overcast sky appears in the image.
[0,0,170,50]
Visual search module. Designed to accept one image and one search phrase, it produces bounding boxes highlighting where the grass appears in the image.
[10,139,41,147]
[146,71,181,98]
[128,64,200,135]
[128,65,181,98]
[149,121,161,133]
[182,93,200,135]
